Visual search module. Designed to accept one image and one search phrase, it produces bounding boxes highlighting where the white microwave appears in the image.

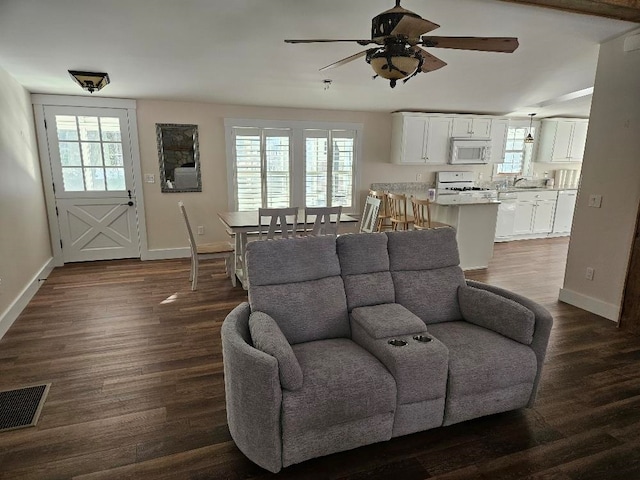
[449,138,492,164]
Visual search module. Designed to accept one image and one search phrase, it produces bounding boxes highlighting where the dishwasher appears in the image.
[495,192,518,241]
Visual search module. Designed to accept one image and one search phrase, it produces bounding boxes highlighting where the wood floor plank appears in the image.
[1,239,639,478]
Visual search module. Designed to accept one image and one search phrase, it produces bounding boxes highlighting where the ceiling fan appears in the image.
[285,0,519,88]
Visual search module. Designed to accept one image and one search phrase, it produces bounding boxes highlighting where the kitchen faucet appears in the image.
[513,176,526,186]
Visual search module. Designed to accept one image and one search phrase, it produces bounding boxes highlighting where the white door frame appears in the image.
[32,94,149,266]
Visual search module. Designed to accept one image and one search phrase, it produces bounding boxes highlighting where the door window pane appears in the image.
[78,116,101,141]
[84,168,106,191]
[100,117,122,141]
[105,168,126,191]
[59,142,82,166]
[81,142,104,166]
[62,168,85,191]
[103,143,124,166]
[56,116,78,141]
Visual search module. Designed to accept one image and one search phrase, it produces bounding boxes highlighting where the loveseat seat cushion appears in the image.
[351,303,427,339]
[428,321,537,397]
[283,339,396,435]
[458,285,535,345]
[249,311,303,391]
[337,233,395,310]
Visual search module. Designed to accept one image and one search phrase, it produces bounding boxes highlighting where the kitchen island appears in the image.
[370,182,499,270]
[430,198,499,270]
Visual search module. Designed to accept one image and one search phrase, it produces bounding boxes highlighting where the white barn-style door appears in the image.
[42,106,140,262]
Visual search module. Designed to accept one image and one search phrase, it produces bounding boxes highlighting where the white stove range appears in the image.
[435,171,497,201]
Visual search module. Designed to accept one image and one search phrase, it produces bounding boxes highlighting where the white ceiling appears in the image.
[0,0,635,118]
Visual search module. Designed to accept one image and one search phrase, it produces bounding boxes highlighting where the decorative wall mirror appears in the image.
[156,123,201,193]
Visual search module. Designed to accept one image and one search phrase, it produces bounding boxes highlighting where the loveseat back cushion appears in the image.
[250,277,350,345]
[386,228,460,271]
[246,235,341,286]
[247,235,350,345]
[386,229,465,324]
[249,311,304,390]
[337,233,395,310]
[458,285,535,345]
[392,268,465,324]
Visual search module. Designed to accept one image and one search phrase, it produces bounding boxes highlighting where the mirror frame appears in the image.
[156,123,202,193]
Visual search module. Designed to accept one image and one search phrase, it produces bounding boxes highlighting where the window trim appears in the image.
[495,119,540,177]
[224,118,362,212]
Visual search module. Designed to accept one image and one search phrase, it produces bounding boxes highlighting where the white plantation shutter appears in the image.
[227,120,360,212]
[304,130,329,207]
[331,130,355,207]
[232,127,291,211]
[304,129,355,208]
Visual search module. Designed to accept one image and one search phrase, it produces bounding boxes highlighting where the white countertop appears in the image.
[434,197,501,206]
[499,187,578,193]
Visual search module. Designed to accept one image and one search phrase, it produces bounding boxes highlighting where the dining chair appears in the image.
[411,197,451,230]
[368,189,393,232]
[387,192,414,231]
[178,202,236,290]
[360,196,381,233]
[258,207,299,239]
[304,206,342,236]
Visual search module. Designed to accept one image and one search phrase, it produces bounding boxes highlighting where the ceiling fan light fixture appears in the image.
[68,70,110,93]
[524,113,536,144]
[367,48,420,87]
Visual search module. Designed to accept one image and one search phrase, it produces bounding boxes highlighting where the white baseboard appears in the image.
[558,288,619,322]
[0,258,55,340]
[143,247,190,261]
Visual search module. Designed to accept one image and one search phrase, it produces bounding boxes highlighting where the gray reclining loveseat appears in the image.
[221,228,552,473]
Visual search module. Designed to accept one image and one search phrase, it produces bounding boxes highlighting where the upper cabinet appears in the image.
[536,118,589,163]
[489,118,509,164]
[451,117,492,138]
[391,113,453,165]
[391,112,509,165]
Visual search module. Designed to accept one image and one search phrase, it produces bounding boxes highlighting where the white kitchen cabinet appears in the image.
[536,118,589,163]
[490,118,509,163]
[513,190,558,235]
[452,117,492,138]
[553,190,578,233]
[391,113,453,164]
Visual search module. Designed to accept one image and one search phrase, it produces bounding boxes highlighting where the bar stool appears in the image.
[387,192,414,231]
[411,197,451,230]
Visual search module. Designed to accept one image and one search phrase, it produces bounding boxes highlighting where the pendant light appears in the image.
[524,113,536,144]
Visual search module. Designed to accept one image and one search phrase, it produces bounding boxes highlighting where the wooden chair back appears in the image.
[178,201,197,257]
[305,206,342,236]
[411,197,450,230]
[360,196,381,233]
[259,207,299,239]
[387,192,413,230]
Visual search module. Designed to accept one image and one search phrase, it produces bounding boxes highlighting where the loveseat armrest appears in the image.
[464,280,553,407]
[221,302,283,473]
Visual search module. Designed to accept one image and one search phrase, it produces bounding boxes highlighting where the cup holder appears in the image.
[388,339,408,347]
[413,335,432,343]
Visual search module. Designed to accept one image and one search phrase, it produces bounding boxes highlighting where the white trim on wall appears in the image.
[558,287,620,322]
[32,94,135,109]
[0,258,54,340]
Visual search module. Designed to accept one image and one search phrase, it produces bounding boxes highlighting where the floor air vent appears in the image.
[0,384,50,432]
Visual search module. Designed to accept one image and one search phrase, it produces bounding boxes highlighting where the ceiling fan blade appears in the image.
[319,50,369,71]
[285,39,377,46]
[392,16,440,38]
[412,47,447,72]
[420,36,519,53]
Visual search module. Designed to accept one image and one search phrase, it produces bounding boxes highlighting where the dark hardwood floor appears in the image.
[1,237,639,479]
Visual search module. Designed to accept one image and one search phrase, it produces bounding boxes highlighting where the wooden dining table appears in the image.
[218,210,358,289]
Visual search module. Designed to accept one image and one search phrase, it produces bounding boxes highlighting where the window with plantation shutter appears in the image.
[226,119,361,212]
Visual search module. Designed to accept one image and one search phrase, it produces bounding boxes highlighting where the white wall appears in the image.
[0,67,52,337]
[560,28,640,321]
